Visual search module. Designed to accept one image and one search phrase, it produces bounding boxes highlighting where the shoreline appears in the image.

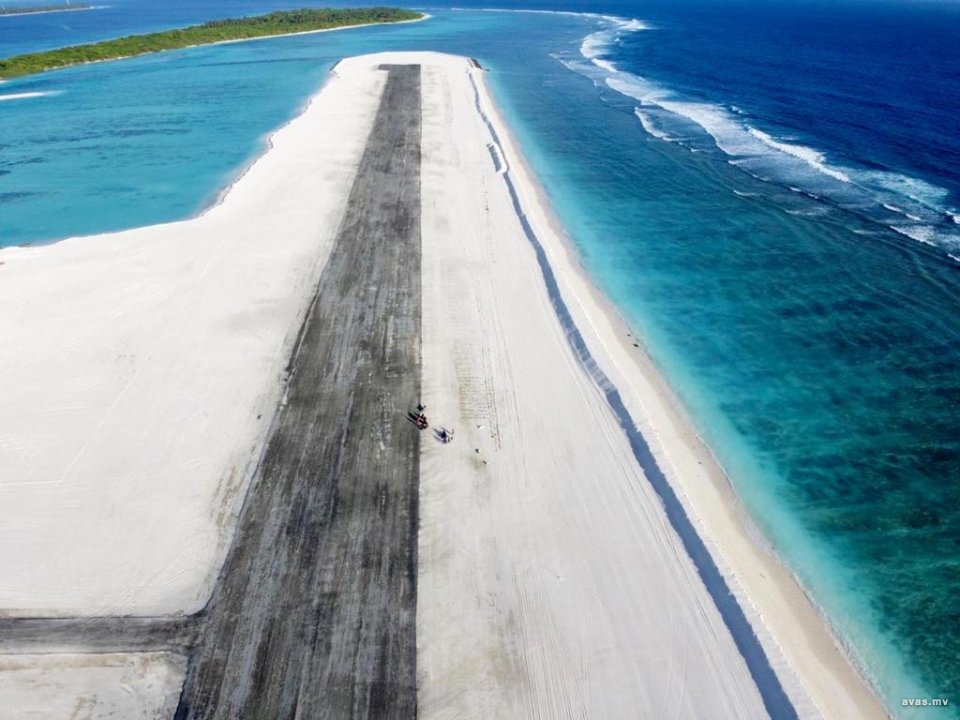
[0,82,331,253]
[470,60,889,719]
[0,13,430,252]
[0,12,429,82]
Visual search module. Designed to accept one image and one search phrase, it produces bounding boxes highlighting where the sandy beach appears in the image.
[0,52,886,718]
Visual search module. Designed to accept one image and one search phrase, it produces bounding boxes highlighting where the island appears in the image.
[0,7,422,78]
[0,3,93,17]
[0,46,893,719]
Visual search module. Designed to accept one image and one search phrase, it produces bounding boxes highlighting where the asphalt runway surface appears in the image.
[173,64,423,720]
[0,616,198,654]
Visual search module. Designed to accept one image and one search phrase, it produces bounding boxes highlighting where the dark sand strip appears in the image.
[0,616,198,654]
[174,64,422,720]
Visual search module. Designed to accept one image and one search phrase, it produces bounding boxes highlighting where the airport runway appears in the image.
[174,64,422,720]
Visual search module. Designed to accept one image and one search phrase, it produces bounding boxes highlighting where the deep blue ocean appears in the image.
[2,1,959,715]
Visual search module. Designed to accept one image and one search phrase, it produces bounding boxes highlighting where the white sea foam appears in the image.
[785,207,828,217]
[0,91,58,102]
[634,108,676,141]
[747,128,852,183]
[890,223,960,253]
[609,76,854,182]
[892,225,937,246]
[605,74,662,103]
[860,171,954,236]
[592,58,618,73]
[579,16,648,73]
[570,13,960,258]
[657,100,760,156]
[607,75,764,156]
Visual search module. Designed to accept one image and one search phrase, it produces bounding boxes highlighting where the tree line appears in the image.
[0,7,422,79]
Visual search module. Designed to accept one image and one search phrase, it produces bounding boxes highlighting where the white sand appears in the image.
[0,63,385,616]
[0,652,185,719]
[396,51,886,719]
[0,50,885,719]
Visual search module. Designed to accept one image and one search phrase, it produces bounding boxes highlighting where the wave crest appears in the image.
[579,16,649,73]
[0,91,59,102]
[568,16,960,258]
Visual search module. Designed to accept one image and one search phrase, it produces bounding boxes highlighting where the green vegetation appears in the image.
[0,7,422,79]
[0,4,93,16]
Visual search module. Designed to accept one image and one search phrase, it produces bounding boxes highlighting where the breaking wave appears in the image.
[562,15,960,258]
[580,16,649,73]
[0,91,60,102]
